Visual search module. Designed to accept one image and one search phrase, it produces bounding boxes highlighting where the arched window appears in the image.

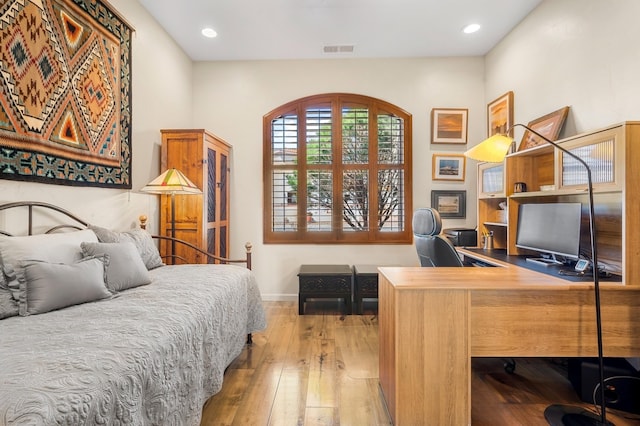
[263,93,412,244]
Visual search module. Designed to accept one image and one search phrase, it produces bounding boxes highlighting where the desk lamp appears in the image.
[465,124,611,426]
[141,168,202,264]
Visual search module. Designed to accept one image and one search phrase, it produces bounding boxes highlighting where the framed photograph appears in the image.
[518,106,570,151]
[432,153,466,181]
[487,91,514,137]
[431,108,468,144]
[431,190,466,218]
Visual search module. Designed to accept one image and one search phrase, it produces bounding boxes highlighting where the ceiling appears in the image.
[138,0,543,62]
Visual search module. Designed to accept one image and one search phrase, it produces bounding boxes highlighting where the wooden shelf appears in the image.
[476,121,640,284]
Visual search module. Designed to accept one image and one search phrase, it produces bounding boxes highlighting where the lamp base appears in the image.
[544,404,614,426]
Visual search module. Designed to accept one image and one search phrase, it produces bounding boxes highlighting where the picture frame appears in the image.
[518,106,570,151]
[432,153,466,182]
[431,190,466,218]
[431,108,468,144]
[487,91,514,137]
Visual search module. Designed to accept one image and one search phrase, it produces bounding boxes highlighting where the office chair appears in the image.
[412,208,516,373]
[412,208,463,267]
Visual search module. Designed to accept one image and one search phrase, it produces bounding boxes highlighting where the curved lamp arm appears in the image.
[466,123,606,425]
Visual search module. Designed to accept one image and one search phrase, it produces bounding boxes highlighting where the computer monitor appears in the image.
[515,202,582,266]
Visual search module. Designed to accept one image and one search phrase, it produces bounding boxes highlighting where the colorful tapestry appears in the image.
[0,0,132,188]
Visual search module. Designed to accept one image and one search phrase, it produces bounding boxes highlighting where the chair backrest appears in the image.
[412,208,464,267]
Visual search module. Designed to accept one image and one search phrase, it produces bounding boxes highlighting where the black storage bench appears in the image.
[353,264,379,315]
[298,264,353,315]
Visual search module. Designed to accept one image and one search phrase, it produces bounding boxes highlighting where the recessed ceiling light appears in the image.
[462,23,481,34]
[201,28,217,38]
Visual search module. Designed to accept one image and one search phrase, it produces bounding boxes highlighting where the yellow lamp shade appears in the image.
[140,168,202,194]
[464,134,514,163]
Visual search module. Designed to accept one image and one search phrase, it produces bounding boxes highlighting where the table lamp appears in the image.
[140,168,202,264]
[465,124,612,426]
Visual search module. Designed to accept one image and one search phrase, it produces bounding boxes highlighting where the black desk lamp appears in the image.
[141,168,202,264]
[465,124,611,426]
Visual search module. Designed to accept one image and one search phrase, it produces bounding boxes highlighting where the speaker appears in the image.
[567,357,640,414]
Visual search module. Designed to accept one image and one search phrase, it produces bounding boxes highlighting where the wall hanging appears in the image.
[0,0,133,188]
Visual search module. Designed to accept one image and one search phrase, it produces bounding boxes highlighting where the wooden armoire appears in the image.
[160,129,231,263]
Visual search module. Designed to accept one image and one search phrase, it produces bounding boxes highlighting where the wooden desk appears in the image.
[378,250,640,425]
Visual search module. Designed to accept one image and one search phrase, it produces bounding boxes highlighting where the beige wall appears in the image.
[192,58,486,298]
[0,0,193,231]
[485,0,640,142]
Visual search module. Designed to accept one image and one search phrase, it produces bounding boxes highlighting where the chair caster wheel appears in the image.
[504,360,516,374]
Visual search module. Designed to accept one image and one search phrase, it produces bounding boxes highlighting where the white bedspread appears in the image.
[0,264,266,426]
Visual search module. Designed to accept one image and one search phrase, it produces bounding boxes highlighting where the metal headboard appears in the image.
[0,201,88,236]
[0,201,252,269]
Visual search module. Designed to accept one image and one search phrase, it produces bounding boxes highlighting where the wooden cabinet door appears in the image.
[205,140,231,261]
[160,129,231,264]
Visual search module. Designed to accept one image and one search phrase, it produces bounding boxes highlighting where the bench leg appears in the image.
[299,294,305,315]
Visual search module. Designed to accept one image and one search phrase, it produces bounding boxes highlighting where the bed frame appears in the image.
[0,201,255,344]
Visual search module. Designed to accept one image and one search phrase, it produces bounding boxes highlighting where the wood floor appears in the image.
[201,300,640,425]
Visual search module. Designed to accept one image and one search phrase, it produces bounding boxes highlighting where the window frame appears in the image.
[263,93,412,244]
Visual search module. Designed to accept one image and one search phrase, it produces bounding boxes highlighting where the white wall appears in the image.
[192,58,486,299]
[485,0,640,142]
[0,0,193,231]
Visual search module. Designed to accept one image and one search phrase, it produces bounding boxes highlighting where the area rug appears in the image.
[0,0,133,188]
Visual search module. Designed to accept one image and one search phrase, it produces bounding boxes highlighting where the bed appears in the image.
[0,201,266,425]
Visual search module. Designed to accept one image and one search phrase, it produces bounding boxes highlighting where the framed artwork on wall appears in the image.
[431,190,466,218]
[518,106,570,151]
[431,108,468,144]
[487,91,514,137]
[432,153,466,182]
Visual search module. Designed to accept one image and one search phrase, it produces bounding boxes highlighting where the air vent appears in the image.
[323,44,354,54]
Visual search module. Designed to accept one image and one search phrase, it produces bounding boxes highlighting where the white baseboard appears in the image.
[261,294,298,301]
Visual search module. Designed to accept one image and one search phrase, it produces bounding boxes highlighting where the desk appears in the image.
[378,249,640,425]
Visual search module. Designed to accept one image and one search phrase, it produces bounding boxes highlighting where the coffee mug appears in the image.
[514,182,527,193]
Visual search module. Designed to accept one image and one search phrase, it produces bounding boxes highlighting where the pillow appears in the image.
[18,257,112,316]
[0,269,18,319]
[81,241,151,292]
[0,289,19,319]
[0,229,99,300]
[89,225,164,270]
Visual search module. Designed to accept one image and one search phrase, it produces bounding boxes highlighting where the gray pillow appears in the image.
[81,241,152,292]
[89,225,164,270]
[0,229,99,300]
[0,268,18,319]
[0,289,19,319]
[19,257,112,316]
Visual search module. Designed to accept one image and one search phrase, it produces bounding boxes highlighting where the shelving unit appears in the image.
[477,162,507,249]
[476,121,640,284]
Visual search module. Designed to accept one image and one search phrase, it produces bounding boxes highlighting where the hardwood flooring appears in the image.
[201,300,640,425]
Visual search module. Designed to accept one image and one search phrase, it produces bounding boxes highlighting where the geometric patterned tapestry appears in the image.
[0,0,132,188]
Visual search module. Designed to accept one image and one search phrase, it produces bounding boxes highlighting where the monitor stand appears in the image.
[526,254,563,267]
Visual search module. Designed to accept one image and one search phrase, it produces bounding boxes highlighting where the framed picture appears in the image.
[431,108,468,144]
[431,190,466,218]
[432,153,466,181]
[487,91,514,137]
[518,106,570,151]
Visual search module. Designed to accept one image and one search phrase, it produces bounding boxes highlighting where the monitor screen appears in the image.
[515,202,582,260]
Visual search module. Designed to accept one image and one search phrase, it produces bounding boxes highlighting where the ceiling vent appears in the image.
[323,44,355,54]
